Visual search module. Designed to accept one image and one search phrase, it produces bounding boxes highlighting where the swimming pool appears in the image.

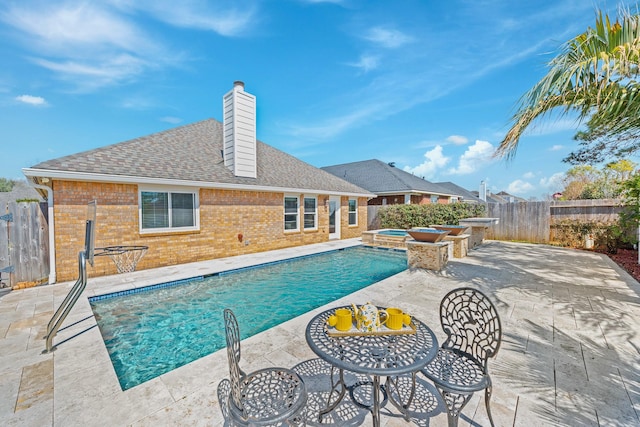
[90,245,407,390]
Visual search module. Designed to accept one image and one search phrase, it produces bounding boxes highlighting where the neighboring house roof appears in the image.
[23,119,372,197]
[495,191,527,203]
[0,180,43,208]
[321,159,458,197]
[434,181,483,203]
[470,190,525,203]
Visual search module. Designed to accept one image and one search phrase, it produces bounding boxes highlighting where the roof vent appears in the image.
[223,81,257,178]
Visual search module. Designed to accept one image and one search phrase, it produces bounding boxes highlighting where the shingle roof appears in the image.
[321,159,458,196]
[434,181,483,203]
[27,119,371,195]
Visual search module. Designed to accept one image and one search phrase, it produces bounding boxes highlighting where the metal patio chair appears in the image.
[421,288,502,427]
[217,309,307,426]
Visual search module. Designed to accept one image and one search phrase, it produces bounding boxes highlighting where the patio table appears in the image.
[305,306,438,427]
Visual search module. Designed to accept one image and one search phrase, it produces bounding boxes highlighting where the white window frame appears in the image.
[303,196,318,230]
[139,186,199,234]
[430,195,439,204]
[284,194,300,232]
[348,198,358,226]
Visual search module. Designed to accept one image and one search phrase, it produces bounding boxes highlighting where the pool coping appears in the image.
[3,238,640,426]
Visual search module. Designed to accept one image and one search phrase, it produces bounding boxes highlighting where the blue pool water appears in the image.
[377,229,408,236]
[90,245,407,390]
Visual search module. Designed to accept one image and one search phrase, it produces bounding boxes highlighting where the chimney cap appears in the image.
[233,81,245,89]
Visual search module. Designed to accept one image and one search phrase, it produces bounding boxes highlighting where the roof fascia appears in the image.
[22,168,374,198]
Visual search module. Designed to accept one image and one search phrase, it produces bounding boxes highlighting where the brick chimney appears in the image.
[223,81,257,178]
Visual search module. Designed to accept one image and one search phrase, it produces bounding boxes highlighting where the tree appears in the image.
[496,8,640,162]
[562,165,602,199]
[0,178,16,192]
[560,160,637,199]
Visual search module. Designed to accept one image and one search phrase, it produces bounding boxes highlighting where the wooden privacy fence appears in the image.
[0,202,49,289]
[369,200,625,244]
[485,199,624,243]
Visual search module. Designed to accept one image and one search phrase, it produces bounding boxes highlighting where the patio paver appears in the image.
[0,239,639,426]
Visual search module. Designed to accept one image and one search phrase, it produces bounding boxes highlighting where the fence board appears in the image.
[487,201,550,243]
[368,206,382,230]
[370,200,624,244]
[6,202,49,287]
[0,203,9,286]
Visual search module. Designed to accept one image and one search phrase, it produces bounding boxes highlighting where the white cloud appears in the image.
[449,140,495,175]
[348,54,380,72]
[122,1,257,37]
[286,102,390,139]
[539,172,565,192]
[363,27,413,48]
[1,2,165,91]
[550,144,564,151]
[507,179,534,195]
[403,145,450,179]
[2,1,250,92]
[522,117,579,137]
[3,3,156,56]
[161,116,183,124]
[523,171,535,179]
[15,94,47,106]
[446,135,468,145]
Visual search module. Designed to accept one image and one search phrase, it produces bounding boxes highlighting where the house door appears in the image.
[328,196,340,240]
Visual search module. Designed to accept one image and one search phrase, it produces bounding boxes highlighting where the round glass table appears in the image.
[305,306,438,427]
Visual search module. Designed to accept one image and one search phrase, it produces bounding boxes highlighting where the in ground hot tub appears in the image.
[362,229,410,248]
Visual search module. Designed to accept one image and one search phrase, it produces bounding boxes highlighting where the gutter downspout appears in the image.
[31,183,56,284]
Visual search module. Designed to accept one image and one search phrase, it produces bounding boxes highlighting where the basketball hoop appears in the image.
[95,246,148,274]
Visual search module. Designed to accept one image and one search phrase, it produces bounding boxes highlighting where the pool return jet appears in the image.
[43,201,97,353]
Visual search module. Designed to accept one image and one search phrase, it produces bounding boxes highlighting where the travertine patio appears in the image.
[1,239,639,426]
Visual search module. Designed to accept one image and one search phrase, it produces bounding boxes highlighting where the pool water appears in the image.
[377,229,408,236]
[90,246,407,390]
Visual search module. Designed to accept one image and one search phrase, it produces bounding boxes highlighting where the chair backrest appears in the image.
[439,287,502,371]
[223,309,245,414]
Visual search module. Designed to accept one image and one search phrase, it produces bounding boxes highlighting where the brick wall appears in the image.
[52,181,368,281]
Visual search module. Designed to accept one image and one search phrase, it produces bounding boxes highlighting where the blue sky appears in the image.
[1,0,637,199]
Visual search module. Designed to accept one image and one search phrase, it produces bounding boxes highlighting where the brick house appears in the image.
[23,82,373,283]
[322,159,461,205]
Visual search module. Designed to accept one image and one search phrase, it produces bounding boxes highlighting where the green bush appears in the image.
[378,203,486,229]
[550,219,634,253]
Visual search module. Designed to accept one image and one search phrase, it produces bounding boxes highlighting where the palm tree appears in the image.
[497,7,640,161]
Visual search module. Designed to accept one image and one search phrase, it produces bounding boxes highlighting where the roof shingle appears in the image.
[322,159,458,196]
[28,119,371,195]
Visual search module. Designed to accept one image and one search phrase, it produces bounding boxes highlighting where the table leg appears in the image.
[372,375,381,427]
[318,366,347,422]
[386,372,416,421]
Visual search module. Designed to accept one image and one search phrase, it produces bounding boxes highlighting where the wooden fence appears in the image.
[0,202,49,288]
[485,199,624,243]
[369,200,625,244]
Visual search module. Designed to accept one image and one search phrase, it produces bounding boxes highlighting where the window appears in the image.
[430,195,439,204]
[140,189,197,232]
[303,197,317,230]
[348,199,357,226]
[284,196,299,231]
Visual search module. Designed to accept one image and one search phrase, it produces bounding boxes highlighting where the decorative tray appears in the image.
[325,321,416,337]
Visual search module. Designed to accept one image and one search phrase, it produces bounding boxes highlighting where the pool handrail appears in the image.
[43,250,88,353]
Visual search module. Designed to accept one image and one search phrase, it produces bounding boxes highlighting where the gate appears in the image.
[0,201,49,289]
